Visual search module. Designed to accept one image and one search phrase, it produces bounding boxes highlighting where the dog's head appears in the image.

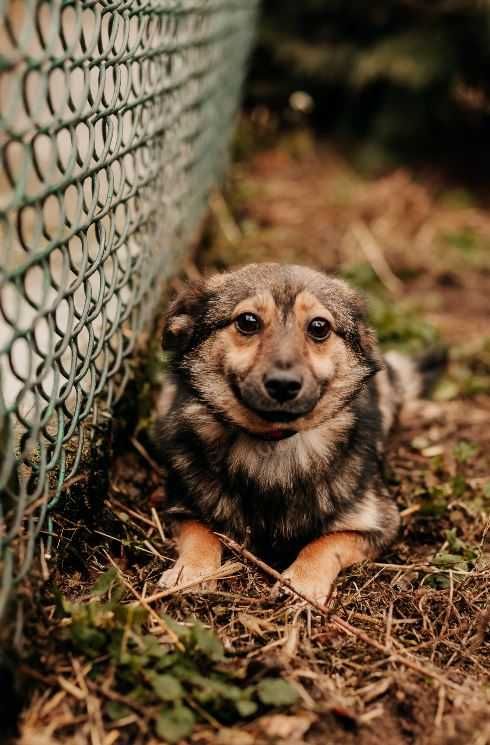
[163,264,382,437]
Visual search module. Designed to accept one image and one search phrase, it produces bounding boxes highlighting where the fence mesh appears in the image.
[0,0,258,623]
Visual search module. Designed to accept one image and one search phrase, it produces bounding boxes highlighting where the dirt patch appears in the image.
[10,130,490,745]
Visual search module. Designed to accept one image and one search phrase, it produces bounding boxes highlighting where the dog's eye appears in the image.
[235,312,261,335]
[307,317,332,341]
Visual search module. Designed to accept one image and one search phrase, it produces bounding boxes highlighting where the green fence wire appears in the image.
[0,0,258,624]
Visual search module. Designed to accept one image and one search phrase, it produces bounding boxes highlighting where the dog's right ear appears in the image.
[162,280,207,353]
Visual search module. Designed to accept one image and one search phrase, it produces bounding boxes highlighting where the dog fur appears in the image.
[152,263,438,603]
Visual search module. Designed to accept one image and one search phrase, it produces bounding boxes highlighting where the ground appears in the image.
[11,126,490,745]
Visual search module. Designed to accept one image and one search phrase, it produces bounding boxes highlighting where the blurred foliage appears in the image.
[248,0,490,162]
[434,337,490,400]
[410,437,489,525]
[427,527,479,588]
[437,227,490,271]
[341,263,438,353]
[367,295,439,353]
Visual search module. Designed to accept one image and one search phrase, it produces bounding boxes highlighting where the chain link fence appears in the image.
[0,0,258,624]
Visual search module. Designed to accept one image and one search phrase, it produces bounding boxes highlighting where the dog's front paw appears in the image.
[158,560,218,591]
[272,562,334,607]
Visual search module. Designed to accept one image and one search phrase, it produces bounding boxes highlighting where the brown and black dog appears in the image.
[152,263,443,604]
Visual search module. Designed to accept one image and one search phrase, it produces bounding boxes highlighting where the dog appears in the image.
[152,263,443,604]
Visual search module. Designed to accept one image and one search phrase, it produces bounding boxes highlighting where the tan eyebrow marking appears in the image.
[232,292,277,324]
[293,290,335,328]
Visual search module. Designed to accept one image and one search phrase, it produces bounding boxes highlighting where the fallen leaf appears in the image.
[258,712,317,740]
[155,705,195,744]
[257,679,298,706]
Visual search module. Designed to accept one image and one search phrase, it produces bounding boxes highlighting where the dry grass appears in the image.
[11,128,490,745]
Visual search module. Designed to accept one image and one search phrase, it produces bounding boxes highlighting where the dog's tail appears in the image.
[384,346,448,404]
[377,347,448,435]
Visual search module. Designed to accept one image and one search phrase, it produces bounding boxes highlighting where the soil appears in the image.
[10,129,490,745]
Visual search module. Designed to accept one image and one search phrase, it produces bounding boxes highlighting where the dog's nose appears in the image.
[264,372,303,403]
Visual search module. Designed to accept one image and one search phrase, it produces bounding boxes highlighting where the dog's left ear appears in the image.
[357,321,384,375]
[346,290,383,375]
[162,280,207,353]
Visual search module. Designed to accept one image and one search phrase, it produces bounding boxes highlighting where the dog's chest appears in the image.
[227,429,336,492]
[206,431,336,546]
[167,411,358,549]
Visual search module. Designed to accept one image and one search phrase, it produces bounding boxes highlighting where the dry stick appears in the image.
[351,220,404,296]
[21,474,87,518]
[372,561,424,571]
[104,553,183,650]
[216,533,467,694]
[468,607,490,654]
[143,561,243,604]
[434,685,446,729]
[151,507,166,544]
[209,191,242,244]
[131,437,166,476]
[107,497,156,529]
[439,570,455,642]
[19,664,58,687]
[86,680,149,719]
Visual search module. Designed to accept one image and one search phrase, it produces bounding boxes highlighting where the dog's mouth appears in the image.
[245,406,309,423]
[231,380,317,428]
[247,427,297,441]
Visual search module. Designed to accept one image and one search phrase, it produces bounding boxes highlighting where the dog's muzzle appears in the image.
[263,370,303,403]
[232,376,320,424]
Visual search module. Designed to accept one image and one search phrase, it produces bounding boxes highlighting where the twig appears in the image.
[107,497,156,529]
[435,685,446,729]
[86,680,150,719]
[385,602,394,650]
[19,665,58,686]
[42,690,68,717]
[151,507,166,543]
[372,562,424,570]
[399,505,421,518]
[72,659,105,745]
[468,607,490,654]
[209,191,242,244]
[25,474,88,517]
[185,696,221,728]
[39,537,51,580]
[345,566,386,601]
[439,570,454,641]
[351,220,404,296]
[131,437,165,476]
[143,561,243,604]
[216,533,467,693]
[142,540,170,562]
[104,554,183,650]
[58,676,86,701]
